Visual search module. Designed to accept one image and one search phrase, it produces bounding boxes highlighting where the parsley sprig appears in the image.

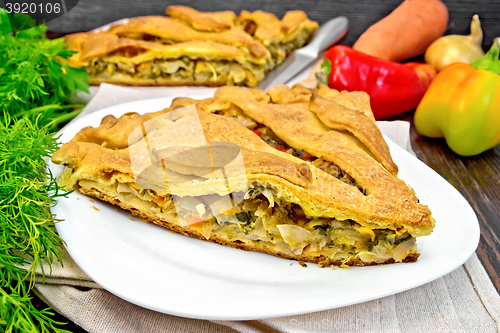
[0,9,89,131]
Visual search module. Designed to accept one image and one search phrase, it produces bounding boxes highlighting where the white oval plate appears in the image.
[49,97,480,321]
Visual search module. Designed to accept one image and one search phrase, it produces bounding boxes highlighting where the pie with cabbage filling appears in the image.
[51,84,435,267]
[64,6,318,87]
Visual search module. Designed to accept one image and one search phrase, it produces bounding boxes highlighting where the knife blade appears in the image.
[257,16,349,91]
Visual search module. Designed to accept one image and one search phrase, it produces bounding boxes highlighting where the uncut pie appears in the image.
[64,5,318,87]
[52,84,434,267]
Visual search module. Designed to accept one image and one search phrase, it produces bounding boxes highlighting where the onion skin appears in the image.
[425,15,485,71]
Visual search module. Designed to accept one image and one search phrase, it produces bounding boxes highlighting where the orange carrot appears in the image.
[353,0,448,62]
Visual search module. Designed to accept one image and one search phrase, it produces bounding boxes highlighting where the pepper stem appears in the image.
[317,58,332,85]
[471,38,500,74]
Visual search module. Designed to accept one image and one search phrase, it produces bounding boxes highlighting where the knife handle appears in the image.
[303,17,349,55]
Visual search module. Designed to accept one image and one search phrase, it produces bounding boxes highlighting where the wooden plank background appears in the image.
[47,0,500,49]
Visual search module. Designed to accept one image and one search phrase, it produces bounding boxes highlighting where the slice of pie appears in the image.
[51,84,434,267]
[64,6,318,87]
[237,9,319,66]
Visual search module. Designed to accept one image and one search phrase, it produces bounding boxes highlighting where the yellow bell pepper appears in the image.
[414,38,500,156]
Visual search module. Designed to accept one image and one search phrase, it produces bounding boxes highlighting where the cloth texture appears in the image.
[37,82,500,333]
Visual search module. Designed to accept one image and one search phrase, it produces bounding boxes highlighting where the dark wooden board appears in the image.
[47,0,500,50]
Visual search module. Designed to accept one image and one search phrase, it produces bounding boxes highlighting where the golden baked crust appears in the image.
[64,6,318,87]
[108,16,269,59]
[65,32,247,64]
[238,10,312,43]
[52,84,434,266]
[165,5,236,32]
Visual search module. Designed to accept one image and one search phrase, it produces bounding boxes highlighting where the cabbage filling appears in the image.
[266,26,317,66]
[86,57,266,86]
[207,186,415,265]
[101,180,415,265]
[238,20,317,66]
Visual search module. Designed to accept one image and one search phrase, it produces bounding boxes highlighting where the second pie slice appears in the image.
[63,6,318,87]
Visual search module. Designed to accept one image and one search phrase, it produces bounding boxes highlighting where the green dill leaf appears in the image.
[0,114,72,332]
[0,285,72,333]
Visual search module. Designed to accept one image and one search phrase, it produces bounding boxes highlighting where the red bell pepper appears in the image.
[321,45,437,119]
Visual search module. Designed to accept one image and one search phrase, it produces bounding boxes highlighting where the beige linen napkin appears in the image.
[36,83,500,333]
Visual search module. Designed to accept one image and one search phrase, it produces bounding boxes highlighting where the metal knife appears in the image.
[257,16,349,91]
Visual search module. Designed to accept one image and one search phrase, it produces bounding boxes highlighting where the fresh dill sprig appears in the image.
[0,115,71,332]
[0,283,70,333]
[0,9,89,132]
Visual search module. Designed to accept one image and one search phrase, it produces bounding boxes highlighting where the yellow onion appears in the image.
[425,15,484,71]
